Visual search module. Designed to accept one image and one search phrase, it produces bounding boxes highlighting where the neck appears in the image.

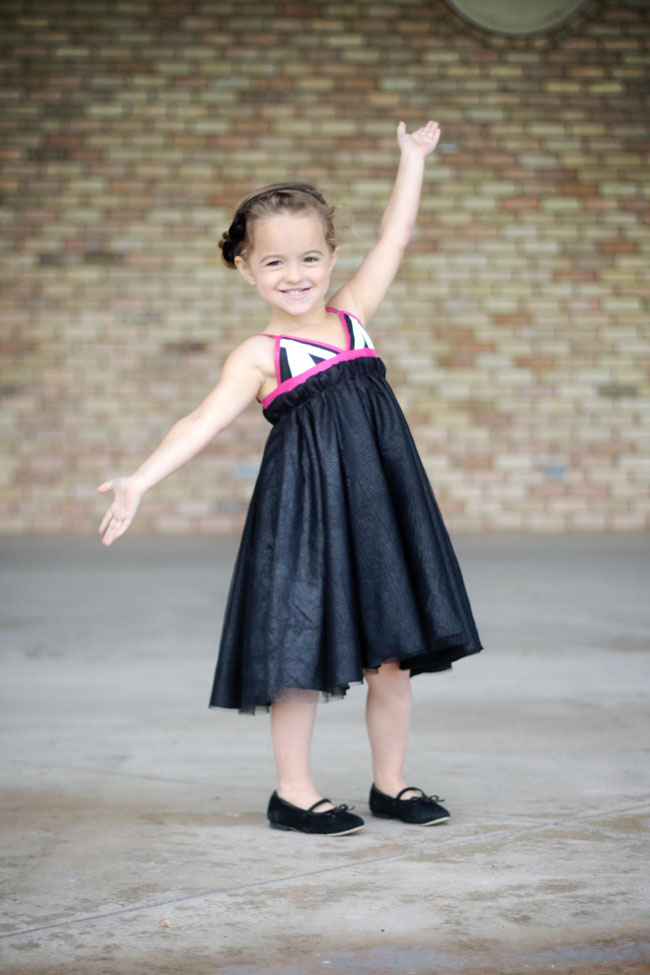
[268,303,333,332]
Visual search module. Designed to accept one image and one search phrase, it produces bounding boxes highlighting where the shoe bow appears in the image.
[308,798,356,815]
[325,802,355,814]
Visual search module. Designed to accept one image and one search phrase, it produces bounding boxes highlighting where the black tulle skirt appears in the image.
[209,356,483,713]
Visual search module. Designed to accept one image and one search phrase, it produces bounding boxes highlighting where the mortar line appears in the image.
[2,798,649,942]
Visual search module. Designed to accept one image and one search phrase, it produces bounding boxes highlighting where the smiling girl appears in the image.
[98,121,483,836]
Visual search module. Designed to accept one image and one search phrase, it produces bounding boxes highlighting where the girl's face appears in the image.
[234,212,338,320]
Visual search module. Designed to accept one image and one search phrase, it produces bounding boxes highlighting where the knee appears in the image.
[366,662,411,699]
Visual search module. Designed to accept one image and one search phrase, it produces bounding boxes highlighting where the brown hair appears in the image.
[219,182,337,269]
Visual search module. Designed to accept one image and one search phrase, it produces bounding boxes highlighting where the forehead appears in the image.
[250,211,328,254]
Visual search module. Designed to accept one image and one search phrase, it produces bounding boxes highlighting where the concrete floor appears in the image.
[0,532,649,975]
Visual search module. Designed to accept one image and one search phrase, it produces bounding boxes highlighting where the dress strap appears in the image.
[326,306,362,325]
[326,305,346,323]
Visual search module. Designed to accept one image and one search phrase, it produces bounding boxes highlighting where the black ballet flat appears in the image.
[369,783,450,826]
[267,791,365,835]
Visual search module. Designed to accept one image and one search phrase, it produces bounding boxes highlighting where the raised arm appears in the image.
[330,120,441,325]
[97,339,266,546]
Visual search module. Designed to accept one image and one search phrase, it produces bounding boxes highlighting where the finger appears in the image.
[397,120,406,137]
[98,509,114,533]
[102,519,120,545]
[423,126,441,147]
[96,481,114,493]
[99,504,122,534]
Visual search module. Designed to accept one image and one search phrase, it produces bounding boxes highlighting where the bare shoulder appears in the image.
[223,334,275,377]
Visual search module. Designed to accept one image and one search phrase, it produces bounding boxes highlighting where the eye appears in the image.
[265,260,281,267]
[304,255,320,263]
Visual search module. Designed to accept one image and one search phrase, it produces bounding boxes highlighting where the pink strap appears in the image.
[325,305,346,324]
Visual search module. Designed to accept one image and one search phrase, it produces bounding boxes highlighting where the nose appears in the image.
[283,260,303,283]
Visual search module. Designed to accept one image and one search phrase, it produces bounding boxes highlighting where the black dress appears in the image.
[209,308,483,713]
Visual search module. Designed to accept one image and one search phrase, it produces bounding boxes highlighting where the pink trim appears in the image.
[326,305,364,350]
[326,306,365,327]
[256,308,364,355]
[284,335,345,354]
[273,335,281,385]
[256,331,345,354]
[255,335,281,403]
[260,348,377,409]
[341,312,351,350]
[324,307,349,351]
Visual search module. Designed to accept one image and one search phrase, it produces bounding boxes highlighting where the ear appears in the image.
[234,255,256,285]
[329,246,340,270]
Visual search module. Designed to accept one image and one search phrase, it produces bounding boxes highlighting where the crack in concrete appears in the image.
[3,798,649,943]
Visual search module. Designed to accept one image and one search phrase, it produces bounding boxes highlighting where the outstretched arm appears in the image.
[96,339,265,546]
[330,120,440,324]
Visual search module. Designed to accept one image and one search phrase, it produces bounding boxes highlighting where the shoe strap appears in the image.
[308,798,333,812]
[308,798,355,814]
[395,786,445,803]
[396,786,426,801]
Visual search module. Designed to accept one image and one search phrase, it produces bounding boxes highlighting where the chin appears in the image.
[281,297,319,313]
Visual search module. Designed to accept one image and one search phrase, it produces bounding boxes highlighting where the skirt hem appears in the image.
[209,641,484,715]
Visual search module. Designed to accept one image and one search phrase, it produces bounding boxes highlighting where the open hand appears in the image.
[396,120,441,157]
[96,475,143,546]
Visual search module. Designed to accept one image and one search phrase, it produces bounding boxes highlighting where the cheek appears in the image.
[256,270,278,290]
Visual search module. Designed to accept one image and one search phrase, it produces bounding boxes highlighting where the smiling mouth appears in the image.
[282,288,311,298]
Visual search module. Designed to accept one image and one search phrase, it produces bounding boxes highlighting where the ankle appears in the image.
[276,783,334,811]
[375,775,418,799]
[373,776,410,799]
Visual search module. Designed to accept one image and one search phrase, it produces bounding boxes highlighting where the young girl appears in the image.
[98,120,483,837]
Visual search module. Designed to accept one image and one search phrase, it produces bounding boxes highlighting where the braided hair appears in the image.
[219,182,337,269]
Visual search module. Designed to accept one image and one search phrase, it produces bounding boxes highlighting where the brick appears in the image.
[0,0,647,536]
[540,197,582,212]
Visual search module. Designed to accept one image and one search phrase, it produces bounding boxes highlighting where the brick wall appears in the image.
[1,0,648,534]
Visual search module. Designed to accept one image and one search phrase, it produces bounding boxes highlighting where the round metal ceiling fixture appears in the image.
[443,0,593,36]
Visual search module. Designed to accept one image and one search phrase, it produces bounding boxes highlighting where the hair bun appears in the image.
[219,230,236,268]
[220,211,248,268]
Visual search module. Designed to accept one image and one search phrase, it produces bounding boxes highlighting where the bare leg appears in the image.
[365,662,419,799]
[270,689,334,811]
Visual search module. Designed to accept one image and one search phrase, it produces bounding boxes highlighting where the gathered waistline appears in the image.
[259,347,378,410]
[261,354,387,425]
